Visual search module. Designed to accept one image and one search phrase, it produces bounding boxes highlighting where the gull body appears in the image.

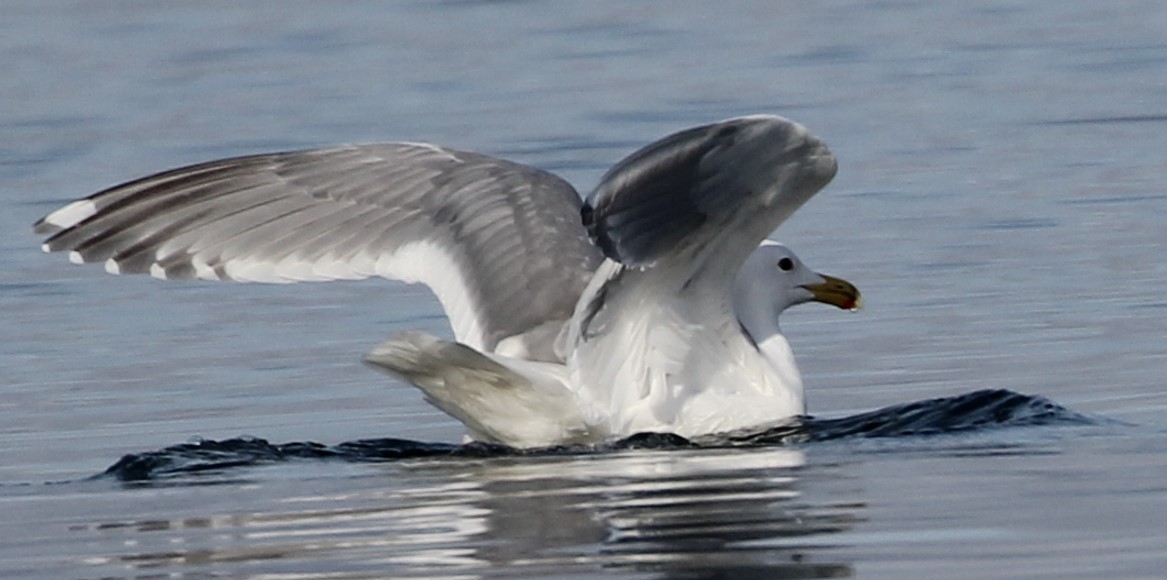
[35,115,859,448]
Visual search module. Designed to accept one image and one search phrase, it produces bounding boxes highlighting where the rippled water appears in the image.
[3,1,1166,578]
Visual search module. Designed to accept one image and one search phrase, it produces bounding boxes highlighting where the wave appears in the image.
[101,389,1099,481]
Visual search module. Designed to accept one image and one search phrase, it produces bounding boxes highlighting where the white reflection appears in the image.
[76,447,859,578]
[394,446,856,577]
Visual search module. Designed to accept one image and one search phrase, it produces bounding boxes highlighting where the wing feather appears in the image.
[36,143,603,356]
[581,115,837,270]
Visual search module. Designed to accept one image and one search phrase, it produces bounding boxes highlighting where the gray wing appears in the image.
[566,116,839,420]
[36,143,603,357]
[581,115,837,269]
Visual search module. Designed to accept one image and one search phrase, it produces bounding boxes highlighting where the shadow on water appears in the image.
[101,389,1099,482]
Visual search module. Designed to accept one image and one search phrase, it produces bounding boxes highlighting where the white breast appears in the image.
[567,260,804,437]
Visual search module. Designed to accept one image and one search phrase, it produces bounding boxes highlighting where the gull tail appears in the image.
[364,331,600,448]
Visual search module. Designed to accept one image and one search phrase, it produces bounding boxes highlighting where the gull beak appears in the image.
[801,274,862,311]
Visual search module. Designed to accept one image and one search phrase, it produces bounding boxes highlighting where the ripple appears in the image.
[98,389,1098,482]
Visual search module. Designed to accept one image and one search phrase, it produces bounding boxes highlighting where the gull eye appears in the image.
[777,257,795,271]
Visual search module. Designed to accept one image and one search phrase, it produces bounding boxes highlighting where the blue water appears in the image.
[3,1,1166,577]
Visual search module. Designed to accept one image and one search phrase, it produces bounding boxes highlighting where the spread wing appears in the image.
[36,143,603,357]
[581,115,837,271]
[567,116,840,433]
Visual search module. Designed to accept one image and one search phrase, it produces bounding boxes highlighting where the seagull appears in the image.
[35,115,860,448]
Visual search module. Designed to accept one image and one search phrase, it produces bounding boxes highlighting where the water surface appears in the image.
[2,1,1165,577]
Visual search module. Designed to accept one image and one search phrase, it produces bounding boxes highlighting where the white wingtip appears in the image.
[191,257,221,281]
[43,199,97,230]
[103,258,121,275]
[68,251,85,265]
[149,263,168,280]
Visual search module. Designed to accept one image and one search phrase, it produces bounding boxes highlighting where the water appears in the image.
[2,0,1165,577]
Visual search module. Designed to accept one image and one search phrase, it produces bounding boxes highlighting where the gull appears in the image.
[35,115,860,448]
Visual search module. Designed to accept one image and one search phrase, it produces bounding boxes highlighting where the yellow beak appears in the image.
[801,274,862,311]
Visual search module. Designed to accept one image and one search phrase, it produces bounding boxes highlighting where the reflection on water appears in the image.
[565,450,856,578]
[67,388,1093,577]
[72,448,861,578]
[51,389,1104,577]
